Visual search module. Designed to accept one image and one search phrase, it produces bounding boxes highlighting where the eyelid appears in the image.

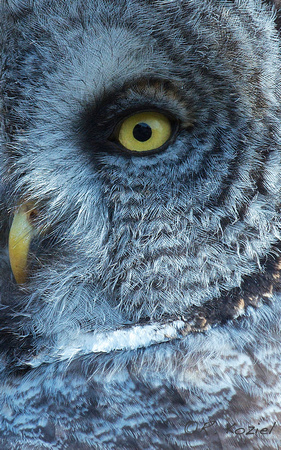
[115,105,177,124]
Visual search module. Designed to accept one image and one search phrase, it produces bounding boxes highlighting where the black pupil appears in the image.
[133,122,152,142]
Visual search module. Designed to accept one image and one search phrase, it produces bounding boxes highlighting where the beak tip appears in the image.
[8,204,36,285]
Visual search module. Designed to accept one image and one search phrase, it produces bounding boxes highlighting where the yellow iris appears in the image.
[117,111,172,153]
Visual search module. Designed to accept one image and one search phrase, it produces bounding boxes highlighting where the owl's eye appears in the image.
[115,111,173,154]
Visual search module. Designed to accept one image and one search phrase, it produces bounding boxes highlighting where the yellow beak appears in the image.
[8,204,37,284]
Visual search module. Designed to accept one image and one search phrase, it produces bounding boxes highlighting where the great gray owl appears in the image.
[1,0,281,448]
